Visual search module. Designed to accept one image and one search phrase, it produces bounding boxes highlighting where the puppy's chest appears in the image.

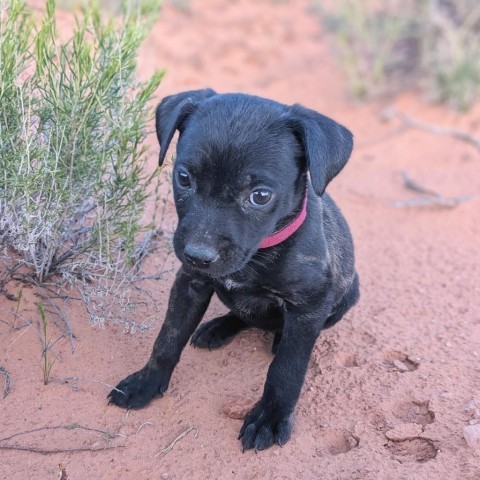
[214,279,284,317]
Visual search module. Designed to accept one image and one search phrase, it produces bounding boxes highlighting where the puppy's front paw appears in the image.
[107,366,169,409]
[239,402,294,452]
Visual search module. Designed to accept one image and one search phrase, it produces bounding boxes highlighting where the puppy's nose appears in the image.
[184,244,218,268]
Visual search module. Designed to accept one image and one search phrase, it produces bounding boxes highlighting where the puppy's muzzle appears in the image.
[184,243,219,269]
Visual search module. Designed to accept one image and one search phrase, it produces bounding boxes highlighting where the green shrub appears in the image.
[424,0,480,109]
[0,0,163,286]
[320,0,480,110]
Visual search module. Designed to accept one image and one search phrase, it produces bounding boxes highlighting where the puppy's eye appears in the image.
[249,189,272,206]
[176,169,191,188]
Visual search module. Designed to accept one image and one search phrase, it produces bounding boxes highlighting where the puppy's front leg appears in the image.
[239,304,330,451]
[108,268,213,409]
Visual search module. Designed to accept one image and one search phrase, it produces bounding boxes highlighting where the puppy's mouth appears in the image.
[180,247,256,280]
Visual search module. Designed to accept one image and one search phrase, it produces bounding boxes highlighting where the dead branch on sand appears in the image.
[0,424,126,455]
[381,108,480,152]
[394,171,475,208]
[155,426,199,458]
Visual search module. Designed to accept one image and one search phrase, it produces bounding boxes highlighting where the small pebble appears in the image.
[407,355,421,365]
[463,425,480,454]
[464,399,480,419]
[393,359,409,372]
[223,396,256,419]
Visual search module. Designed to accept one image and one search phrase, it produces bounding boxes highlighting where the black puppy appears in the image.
[108,89,359,452]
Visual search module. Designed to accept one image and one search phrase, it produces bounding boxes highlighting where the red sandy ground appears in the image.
[1,0,480,478]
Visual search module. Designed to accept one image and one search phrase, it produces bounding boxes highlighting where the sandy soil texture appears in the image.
[1,0,480,478]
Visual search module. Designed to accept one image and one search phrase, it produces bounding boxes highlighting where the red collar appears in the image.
[259,193,308,249]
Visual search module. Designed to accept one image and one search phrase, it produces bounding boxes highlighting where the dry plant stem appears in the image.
[155,426,199,458]
[5,322,32,355]
[136,422,154,435]
[66,376,125,395]
[36,301,57,385]
[36,329,67,352]
[133,228,162,273]
[396,171,475,208]
[0,424,125,455]
[0,444,125,454]
[37,292,75,353]
[393,196,474,208]
[401,171,442,197]
[13,288,23,329]
[382,108,480,152]
[0,366,12,399]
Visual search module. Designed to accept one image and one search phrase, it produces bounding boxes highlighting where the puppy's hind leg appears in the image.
[272,329,283,355]
[191,313,248,349]
[323,273,359,330]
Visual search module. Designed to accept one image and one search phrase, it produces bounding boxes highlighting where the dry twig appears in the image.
[65,376,125,395]
[0,424,125,455]
[0,444,125,454]
[381,108,480,152]
[401,171,442,197]
[393,196,474,208]
[154,426,199,458]
[395,171,475,208]
[136,422,154,435]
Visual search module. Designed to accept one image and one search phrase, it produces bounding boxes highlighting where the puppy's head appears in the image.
[156,89,353,278]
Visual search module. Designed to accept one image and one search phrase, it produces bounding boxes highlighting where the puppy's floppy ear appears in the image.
[289,104,353,196]
[156,89,217,165]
